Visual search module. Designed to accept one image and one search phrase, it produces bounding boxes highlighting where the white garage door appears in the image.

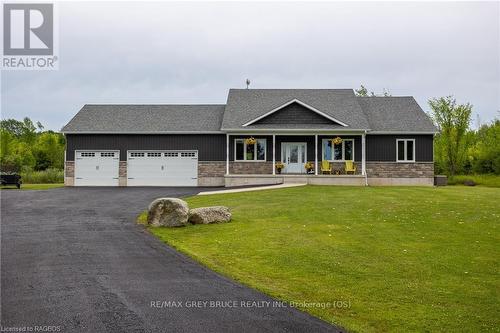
[74,151,120,186]
[127,151,198,186]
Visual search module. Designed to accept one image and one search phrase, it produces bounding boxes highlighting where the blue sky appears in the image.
[1,1,499,130]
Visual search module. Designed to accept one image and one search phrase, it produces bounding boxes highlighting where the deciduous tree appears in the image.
[429,96,472,176]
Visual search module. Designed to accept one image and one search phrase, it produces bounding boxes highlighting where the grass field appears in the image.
[448,174,500,187]
[0,183,64,190]
[146,186,500,332]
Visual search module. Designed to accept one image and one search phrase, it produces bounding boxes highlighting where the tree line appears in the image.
[0,117,65,172]
[429,96,499,176]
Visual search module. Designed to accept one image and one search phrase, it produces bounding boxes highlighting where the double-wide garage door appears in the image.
[74,150,198,186]
[127,151,198,186]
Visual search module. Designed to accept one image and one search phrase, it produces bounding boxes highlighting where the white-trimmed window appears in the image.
[396,139,415,162]
[235,139,266,161]
[322,139,354,161]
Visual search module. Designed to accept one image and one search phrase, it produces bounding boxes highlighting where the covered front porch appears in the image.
[224,173,366,187]
[224,132,367,187]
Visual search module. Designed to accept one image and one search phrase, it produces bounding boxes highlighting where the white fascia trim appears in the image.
[369,131,437,135]
[223,128,368,134]
[241,99,349,127]
[62,131,224,134]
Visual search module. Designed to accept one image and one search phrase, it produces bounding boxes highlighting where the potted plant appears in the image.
[275,162,284,174]
[304,162,314,173]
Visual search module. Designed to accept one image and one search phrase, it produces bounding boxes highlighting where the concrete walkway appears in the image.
[197,183,307,195]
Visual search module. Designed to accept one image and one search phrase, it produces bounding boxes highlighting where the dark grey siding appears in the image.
[366,134,433,162]
[66,134,226,161]
[253,102,335,125]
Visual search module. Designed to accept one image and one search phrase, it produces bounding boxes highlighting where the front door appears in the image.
[282,143,307,173]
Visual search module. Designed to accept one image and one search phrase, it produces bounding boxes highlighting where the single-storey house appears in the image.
[61,89,437,187]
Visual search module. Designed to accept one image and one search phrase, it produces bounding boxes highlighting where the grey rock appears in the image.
[189,206,231,225]
[147,198,189,227]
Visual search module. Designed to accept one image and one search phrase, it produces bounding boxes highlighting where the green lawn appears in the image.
[146,186,499,332]
[0,183,64,190]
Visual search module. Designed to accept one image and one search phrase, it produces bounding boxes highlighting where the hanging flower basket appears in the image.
[304,162,314,171]
[245,137,256,145]
[331,137,343,145]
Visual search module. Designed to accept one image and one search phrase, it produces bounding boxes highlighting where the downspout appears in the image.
[363,130,368,186]
[63,133,66,186]
[225,133,230,176]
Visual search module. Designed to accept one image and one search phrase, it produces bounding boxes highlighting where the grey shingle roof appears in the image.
[62,91,438,134]
[222,89,371,130]
[357,97,437,133]
[61,104,225,133]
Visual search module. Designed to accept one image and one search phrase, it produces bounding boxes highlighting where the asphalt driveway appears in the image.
[1,187,341,333]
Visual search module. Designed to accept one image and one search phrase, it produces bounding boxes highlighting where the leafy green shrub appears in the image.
[20,168,63,184]
[468,120,500,175]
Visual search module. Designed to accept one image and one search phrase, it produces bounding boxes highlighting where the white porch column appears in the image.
[272,134,276,175]
[361,132,366,176]
[226,134,230,175]
[314,134,318,175]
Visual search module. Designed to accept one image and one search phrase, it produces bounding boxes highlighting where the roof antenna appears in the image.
[245,79,251,89]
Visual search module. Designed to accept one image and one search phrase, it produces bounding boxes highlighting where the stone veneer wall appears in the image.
[198,161,226,186]
[366,162,434,178]
[119,161,127,186]
[65,161,75,177]
[64,161,75,186]
[198,161,226,177]
[230,162,273,174]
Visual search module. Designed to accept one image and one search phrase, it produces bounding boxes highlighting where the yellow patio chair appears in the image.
[320,160,332,174]
[345,161,357,174]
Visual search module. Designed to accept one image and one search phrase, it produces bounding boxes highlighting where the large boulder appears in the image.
[189,206,231,225]
[147,198,189,227]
